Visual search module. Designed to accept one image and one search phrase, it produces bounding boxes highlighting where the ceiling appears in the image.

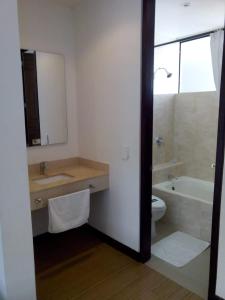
[155,0,225,44]
[53,0,225,45]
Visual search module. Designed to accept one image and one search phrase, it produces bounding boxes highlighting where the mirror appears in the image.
[21,50,68,147]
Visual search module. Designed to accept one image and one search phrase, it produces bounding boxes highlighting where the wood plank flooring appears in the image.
[34,227,203,300]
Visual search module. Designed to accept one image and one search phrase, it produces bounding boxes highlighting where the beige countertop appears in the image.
[29,157,109,194]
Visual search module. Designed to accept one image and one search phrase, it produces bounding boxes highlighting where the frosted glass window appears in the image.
[180,37,216,93]
[154,43,179,95]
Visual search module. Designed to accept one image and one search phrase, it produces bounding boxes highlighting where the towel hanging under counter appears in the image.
[48,189,90,234]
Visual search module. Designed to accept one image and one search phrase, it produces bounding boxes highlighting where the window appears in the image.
[154,43,179,94]
[154,35,216,94]
[180,37,216,92]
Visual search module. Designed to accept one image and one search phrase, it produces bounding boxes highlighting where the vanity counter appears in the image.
[29,157,109,211]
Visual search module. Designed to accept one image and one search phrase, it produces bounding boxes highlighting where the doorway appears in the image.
[140,0,225,299]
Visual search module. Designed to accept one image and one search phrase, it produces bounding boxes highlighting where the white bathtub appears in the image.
[152,176,213,242]
[154,176,214,204]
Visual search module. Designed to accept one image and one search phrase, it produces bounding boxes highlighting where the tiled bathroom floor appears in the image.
[146,222,210,299]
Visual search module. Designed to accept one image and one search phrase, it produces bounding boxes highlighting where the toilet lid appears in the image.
[152,195,166,210]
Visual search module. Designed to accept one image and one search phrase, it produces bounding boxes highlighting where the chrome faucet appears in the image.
[40,162,47,175]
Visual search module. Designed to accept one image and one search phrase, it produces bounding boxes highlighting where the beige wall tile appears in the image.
[153,91,219,182]
[153,94,175,165]
[174,91,218,181]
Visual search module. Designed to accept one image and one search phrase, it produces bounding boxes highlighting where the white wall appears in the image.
[74,0,142,251]
[18,0,79,164]
[0,1,36,299]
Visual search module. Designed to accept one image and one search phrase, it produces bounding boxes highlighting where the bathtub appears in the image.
[152,176,214,242]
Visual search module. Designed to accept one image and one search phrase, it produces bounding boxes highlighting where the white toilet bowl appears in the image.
[152,195,166,238]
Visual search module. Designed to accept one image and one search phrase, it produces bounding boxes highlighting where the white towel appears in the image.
[48,189,90,233]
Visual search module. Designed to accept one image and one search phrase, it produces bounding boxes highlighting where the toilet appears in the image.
[152,195,166,238]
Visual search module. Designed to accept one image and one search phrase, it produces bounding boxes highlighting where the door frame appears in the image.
[140,2,225,299]
[140,0,155,261]
[208,28,225,300]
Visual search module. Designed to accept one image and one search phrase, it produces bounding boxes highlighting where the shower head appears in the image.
[154,67,173,79]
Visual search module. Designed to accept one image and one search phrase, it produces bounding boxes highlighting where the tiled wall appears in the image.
[153,91,219,182]
[174,92,219,181]
[153,94,175,165]
[152,161,184,185]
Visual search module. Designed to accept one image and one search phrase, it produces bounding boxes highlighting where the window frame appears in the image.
[154,30,222,94]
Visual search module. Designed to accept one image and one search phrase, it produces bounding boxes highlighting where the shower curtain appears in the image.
[210,30,224,92]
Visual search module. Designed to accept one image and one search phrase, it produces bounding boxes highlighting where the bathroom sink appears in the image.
[33,174,74,185]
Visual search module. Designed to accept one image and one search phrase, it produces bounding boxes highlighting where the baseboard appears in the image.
[86,225,150,263]
[33,224,150,263]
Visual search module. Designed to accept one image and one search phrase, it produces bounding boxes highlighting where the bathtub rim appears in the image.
[153,176,214,205]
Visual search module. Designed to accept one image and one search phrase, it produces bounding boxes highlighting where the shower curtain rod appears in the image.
[155,28,224,48]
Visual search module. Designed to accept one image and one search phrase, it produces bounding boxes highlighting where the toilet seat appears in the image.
[152,195,166,210]
[151,195,167,238]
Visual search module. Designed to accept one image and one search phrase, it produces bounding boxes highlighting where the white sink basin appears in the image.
[33,174,73,185]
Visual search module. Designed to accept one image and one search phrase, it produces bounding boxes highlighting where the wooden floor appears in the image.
[34,227,202,300]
